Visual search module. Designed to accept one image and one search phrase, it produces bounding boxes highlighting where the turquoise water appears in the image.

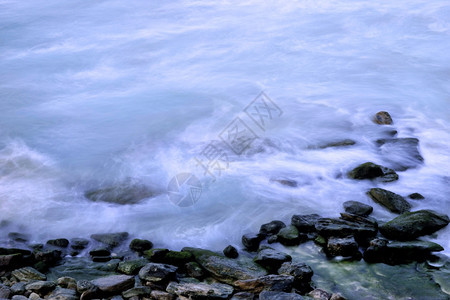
[0,0,449,259]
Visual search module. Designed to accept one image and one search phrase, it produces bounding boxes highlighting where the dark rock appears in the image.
[56,277,77,289]
[235,275,294,293]
[89,248,111,257]
[129,239,153,252]
[70,238,89,250]
[182,247,267,285]
[348,162,398,182]
[10,282,26,294]
[260,220,287,237]
[166,282,233,299]
[315,218,377,239]
[91,274,134,294]
[339,213,378,227]
[376,138,424,171]
[25,281,56,295]
[317,139,356,149]
[144,249,192,267]
[0,247,31,256]
[122,286,151,298]
[143,248,169,261]
[242,233,264,251]
[76,280,95,294]
[223,245,239,259]
[277,226,307,246]
[34,249,62,267]
[326,236,359,257]
[80,286,100,300]
[117,259,148,275]
[267,235,278,244]
[48,287,78,300]
[330,293,347,300]
[0,284,10,299]
[47,238,69,248]
[367,188,411,214]
[90,232,129,248]
[138,263,177,283]
[259,291,304,300]
[278,262,313,285]
[8,232,30,243]
[12,267,46,282]
[0,253,23,270]
[374,111,393,125]
[308,288,332,300]
[343,201,373,217]
[408,193,424,200]
[92,256,112,263]
[254,247,291,272]
[84,182,155,205]
[231,292,254,300]
[185,261,205,279]
[379,210,450,240]
[150,290,175,300]
[291,214,321,232]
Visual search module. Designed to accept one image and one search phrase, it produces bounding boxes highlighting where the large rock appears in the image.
[277,226,307,246]
[254,247,291,272]
[259,291,303,300]
[291,214,321,233]
[144,249,193,267]
[0,247,32,256]
[0,253,23,270]
[12,267,46,282]
[343,201,373,217]
[0,284,11,299]
[129,238,153,252]
[260,221,286,237]
[379,210,450,240]
[315,218,377,240]
[117,259,148,275]
[166,282,233,299]
[90,232,129,248]
[47,238,69,248]
[373,111,393,125]
[25,281,56,295]
[182,247,267,285]
[48,287,78,300]
[242,233,263,251]
[367,188,411,214]
[278,262,313,293]
[348,162,398,182]
[326,236,359,258]
[235,275,294,293]
[138,263,178,283]
[376,138,424,171]
[84,182,155,205]
[91,275,134,293]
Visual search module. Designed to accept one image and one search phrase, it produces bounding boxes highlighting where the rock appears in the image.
[84,182,155,205]
[379,210,450,240]
[12,296,28,300]
[254,247,291,272]
[34,250,62,267]
[48,287,78,300]
[348,162,398,182]
[367,188,411,214]
[25,281,56,295]
[143,248,169,261]
[408,193,424,200]
[91,274,134,294]
[308,288,332,300]
[235,275,294,293]
[92,256,112,263]
[326,236,359,257]
[0,253,23,270]
[150,290,175,300]
[291,214,321,233]
[182,247,268,285]
[166,282,234,299]
[185,261,205,279]
[376,138,424,171]
[118,259,148,275]
[8,232,29,243]
[231,292,255,300]
[260,220,287,237]
[76,280,95,294]
[0,284,10,299]
[138,263,177,283]
[89,248,111,257]
[274,179,298,188]
[122,286,151,298]
[12,267,46,282]
[242,233,263,251]
[10,282,26,294]
[259,291,304,300]
[0,247,31,256]
[330,293,346,300]
[47,239,69,248]
[278,262,313,291]
[317,139,356,149]
[28,292,41,300]
[343,201,373,217]
[374,111,393,125]
[80,286,100,300]
[70,238,89,250]
[277,226,307,246]
[315,218,377,240]
[144,249,193,267]
[90,232,129,248]
[223,245,239,259]
[129,239,153,252]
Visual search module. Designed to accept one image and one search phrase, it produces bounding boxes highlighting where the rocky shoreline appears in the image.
[1,111,450,300]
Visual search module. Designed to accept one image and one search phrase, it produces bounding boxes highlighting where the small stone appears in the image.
[343,201,373,217]
[12,296,28,300]
[408,193,425,200]
[274,179,298,187]
[374,111,393,125]
[46,239,69,248]
[91,275,134,293]
[10,282,26,294]
[0,284,11,299]
[242,233,263,251]
[308,288,332,300]
[223,245,239,259]
[231,291,254,300]
[348,162,398,182]
[56,277,77,289]
[129,239,153,252]
[330,293,347,300]
[28,292,41,300]
[76,280,95,293]
[150,290,175,300]
[277,226,307,246]
[260,220,286,237]
[138,263,178,283]
[235,275,294,293]
[12,267,46,282]
[48,287,78,300]
[278,262,313,292]
[185,261,205,279]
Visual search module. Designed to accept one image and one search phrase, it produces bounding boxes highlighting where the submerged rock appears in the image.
[408,193,425,200]
[374,111,393,125]
[376,138,424,171]
[273,179,298,188]
[166,282,233,299]
[316,139,356,149]
[84,182,156,205]
[90,232,129,248]
[326,236,360,258]
[47,238,69,248]
[343,201,373,217]
[234,274,294,293]
[70,238,90,250]
[348,162,398,182]
[367,188,411,214]
[379,210,450,240]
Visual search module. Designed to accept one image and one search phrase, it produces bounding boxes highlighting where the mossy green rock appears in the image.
[118,259,148,275]
[367,188,411,214]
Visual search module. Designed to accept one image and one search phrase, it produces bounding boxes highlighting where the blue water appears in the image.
[0,0,449,257]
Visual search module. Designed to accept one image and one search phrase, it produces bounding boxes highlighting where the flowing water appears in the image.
[1,0,450,283]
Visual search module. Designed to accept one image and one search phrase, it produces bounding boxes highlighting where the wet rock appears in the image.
[138,263,177,283]
[150,290,175,300]
[235,274,294,293]
[367,188,411,214]
[330,293,347,300]
[291,214,321,233]
[8,232,30,243]
[84,182,155,205]
[274,179,298,188]
[48,287,78,300]
[259,291,304,300]
[12,296,28,300]
[242,233,264,252]
[182,247,268,285]
[34,249,62,269]
[339,213,378,227]
[92,256,112,263]
[376,138,424,171]
[76,280,95,294]
[129,239,153,252]
[260,220,287,237]
[317,139,356,149]
[28,292,41,300]
[90,232,129,248]
[408,193,424,200]
[308,288,332,300]
[12,267,46,282]
[0,253,23,270]
[348,162,398,182]
[315,218,377,240]
[166,281,233,299]
[278,262,313,293]
[343,201,373,217]
[374,111,393,125]
[70,238,89,250]
[10,282,26,294]
[0,247,31,256]
[254,247,291,272]
[326,236,359,257]
[144,249,193,267]
[277,226,307,246]
[143,248,169,261]
[122,286,151,298]
[231,292,255,300]
[25,281,56,295]
[91,274,134,294]
[117,259,148,275]
[0,284,11,299]
[185,261,205,279]
[56,277,77,290]
[379,210,450,240]
[47,239,69,248]
[223,245,239,259]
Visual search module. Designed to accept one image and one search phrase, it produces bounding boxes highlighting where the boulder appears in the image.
[12,267,46,282]
[90,232,129,248]
[373,111,393,125]
[182,247,267,285]
[277,226,307,246]
[129,239,153,252]
[259,291,303,300]
[91,275,134,294]
[166,282,233,299]
[46,239,69,248]
[242,233,264,251]
[260,220,287,237]
[235,275,294,293]
[25,281,56,295]
[291,214,321,233]
[138,263,177,283]
[379,210,450,240]
[348,162,398,182]
[84,182,155,205]
[117,259,148,275]
[343,201,373,217]
[223,245,239,259]
[326,236,360,257]
[367,188,411,214]
[376,138,424,171]
[254,247,291,272]
[315,218,377,240]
